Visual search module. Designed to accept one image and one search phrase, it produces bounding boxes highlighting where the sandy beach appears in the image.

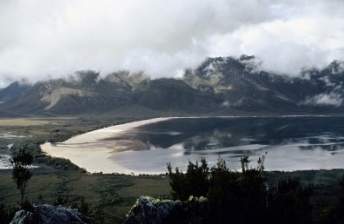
[41,117,175,174]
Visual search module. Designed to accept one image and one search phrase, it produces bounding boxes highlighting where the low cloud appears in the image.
[0,0,344,85]
[303,92,343,107]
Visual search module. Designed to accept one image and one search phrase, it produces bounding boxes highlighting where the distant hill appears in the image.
[1,56,344,117]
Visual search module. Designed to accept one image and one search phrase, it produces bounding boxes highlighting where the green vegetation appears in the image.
[167,158,312,224]
[0,116,170,224]
[167,158,344,224]
[2,117,344,223]
[0,170,169,224]
[11,146,34,205]
[0,118,54,127]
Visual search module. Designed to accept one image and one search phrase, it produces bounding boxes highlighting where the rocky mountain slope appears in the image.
[1,56,344,116]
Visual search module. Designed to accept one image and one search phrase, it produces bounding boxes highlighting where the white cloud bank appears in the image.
[0,0,344,85]
[303,92,343,107]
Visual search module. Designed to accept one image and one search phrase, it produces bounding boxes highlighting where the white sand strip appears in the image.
[40,117,175,174]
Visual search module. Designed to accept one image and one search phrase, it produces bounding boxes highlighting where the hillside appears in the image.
[1,56,344,117]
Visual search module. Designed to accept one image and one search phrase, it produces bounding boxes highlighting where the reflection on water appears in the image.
[0,154,12,169]
[110,117,344,173]
[0,132,26,139]
[0,132,25,169]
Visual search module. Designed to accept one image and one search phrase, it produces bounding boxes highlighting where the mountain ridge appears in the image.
[1,56,344,117]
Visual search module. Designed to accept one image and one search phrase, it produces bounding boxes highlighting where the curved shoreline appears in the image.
[41,117,177,174]
[41,115,344,174]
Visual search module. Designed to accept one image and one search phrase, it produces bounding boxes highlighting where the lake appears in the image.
[40,116,344,174]
[108,116,344,173]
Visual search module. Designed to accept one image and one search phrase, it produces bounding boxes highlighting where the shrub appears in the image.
[167,157,313,224]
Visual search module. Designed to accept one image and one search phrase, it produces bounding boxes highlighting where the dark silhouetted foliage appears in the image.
[320,175,344,224]
[11,145,34,206]
[167,158,209,200]
[167,157,313,224]
[267,178,313,224]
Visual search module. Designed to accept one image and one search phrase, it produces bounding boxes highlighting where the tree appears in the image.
[167,157,314,224]
[11,146,33,206]
[206,158,267,224]
[240,155,250,173]
[167,158,209,200]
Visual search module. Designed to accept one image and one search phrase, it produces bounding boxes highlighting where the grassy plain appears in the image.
[0,116,344,223]
[0,116,171,223]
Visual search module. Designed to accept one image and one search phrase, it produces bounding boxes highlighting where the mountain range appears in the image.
[1,56,344,117]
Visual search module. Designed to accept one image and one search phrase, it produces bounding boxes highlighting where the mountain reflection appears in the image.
[129,117,344,156]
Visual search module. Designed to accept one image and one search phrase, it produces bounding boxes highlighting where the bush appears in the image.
[267,179,312,224]
[167,158,209,200]
[11,145,33,206]
[167,157,313,224]
[320,175,344,224]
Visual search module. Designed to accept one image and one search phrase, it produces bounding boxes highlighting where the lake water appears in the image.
[109,116,344,173]
[0,132,26,169]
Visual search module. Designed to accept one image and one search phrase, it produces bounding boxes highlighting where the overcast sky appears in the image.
[0,0,344,85]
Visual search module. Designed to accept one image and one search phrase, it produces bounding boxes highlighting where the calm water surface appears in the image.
[110,116,344,173]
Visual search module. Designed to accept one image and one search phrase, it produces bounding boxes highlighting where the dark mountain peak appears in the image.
[195,57,231,74]
[301,60,344,79]
[73,70,100,87]
[4,81,29,89]
[192,56,263,81]
[185,56,268,93]
[0,81,31,103]
[323,60,344,75]
[3,56,344,116]
[239,54,255,61]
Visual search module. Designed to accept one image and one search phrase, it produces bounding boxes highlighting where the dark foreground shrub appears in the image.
[167,158,312,224]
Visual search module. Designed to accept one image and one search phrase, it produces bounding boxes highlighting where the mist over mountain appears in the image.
[1,56,344,117]
[1,0,344,83]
